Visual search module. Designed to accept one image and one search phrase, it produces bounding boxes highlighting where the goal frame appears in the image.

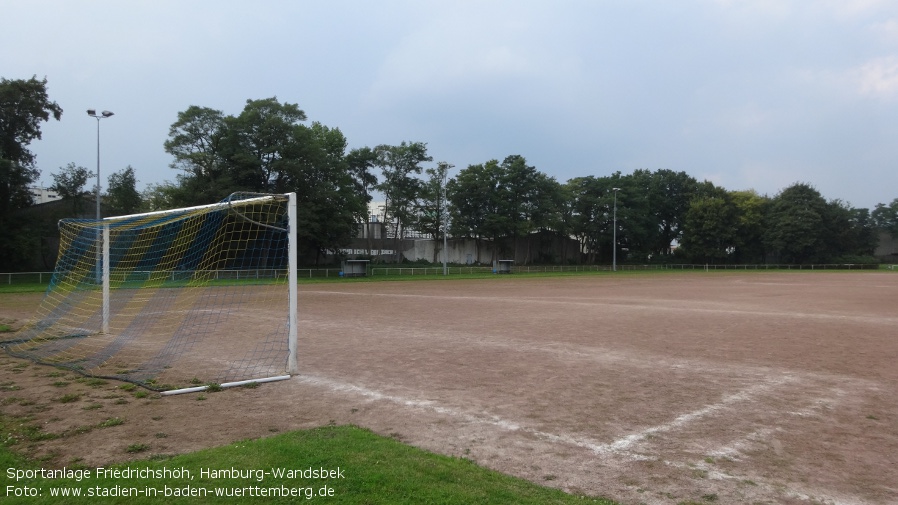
[92,192,298,395]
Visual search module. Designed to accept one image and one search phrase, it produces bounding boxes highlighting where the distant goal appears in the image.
[2,192,298,394]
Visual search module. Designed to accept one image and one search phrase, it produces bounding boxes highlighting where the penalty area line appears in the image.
[294,374,798,460]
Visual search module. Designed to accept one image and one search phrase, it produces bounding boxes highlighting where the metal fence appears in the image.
[1,263,890,285]
[1,272,54,285]
[371,263,885,276]
[1,269,320,284]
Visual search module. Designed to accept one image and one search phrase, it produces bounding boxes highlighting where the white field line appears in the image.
[295,373,796,458]
[299,373,863,504]
[597,375,799,454]
[301,290,898,326]
[651,385,868,505]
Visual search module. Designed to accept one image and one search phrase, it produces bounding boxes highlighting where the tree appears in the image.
[0,76,63,214]
[163,106,227,204]
[416,162,452,262]
[141,182,182,212]
[164,98,309,203]
[680,193,737,263]
[447,160,505,262]
[729,190,769,263]
[164,98,371,264]
[873,198,898,238]
[825,201,878,259]
[765,183,829,263]
[375,141,432,262]
[566,176,611,264]
[554,183,576,264]
[0,76,62,271]
[499,155,559,264]
[345,147,378,204]
[50,162,91,214]
[525,174,565,264]
[286,122,369,263]
[106,166,142,216]
[847,207,878,257]
[446,155,558,264]
[345,146,379,254]
[222,97,308,193]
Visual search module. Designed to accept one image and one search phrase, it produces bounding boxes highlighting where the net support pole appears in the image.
[286,192,299,375]
[102,224,110,334]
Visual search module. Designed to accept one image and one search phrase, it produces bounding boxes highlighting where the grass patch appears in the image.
[2,424,615,504]
[126,443,150,454]
[76,377,108,388]
[98,417,124,428]
[0,381,21,391]
[0,323,11,332]
[55,393,81,403]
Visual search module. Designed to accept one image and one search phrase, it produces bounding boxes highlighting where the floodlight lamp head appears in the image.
[86,109,96,116]
[101,110,114,117]
[612,187,621,192]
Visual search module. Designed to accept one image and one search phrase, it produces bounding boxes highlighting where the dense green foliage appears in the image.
[105,166,142,216]
[0,77,62,270]
[161,98,374,263]
[49,162,90,214]
[2,77,894,270]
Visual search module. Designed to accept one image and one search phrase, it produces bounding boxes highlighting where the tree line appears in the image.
[2,76,897,270]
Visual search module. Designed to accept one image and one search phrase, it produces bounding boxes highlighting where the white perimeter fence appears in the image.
[3,263,892,285]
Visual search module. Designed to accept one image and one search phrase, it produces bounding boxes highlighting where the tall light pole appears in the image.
[442,168,448,276]
[440,162,453,276]
[86,109,114,221]
[612,187,620,272]
[87,109,113,285]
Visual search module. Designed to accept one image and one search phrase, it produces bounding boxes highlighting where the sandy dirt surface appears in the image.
[1,272,897,504]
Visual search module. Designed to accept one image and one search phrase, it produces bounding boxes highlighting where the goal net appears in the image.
[2,192,298,393]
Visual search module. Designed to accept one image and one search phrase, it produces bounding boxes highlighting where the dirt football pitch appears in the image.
[1,271,896,504]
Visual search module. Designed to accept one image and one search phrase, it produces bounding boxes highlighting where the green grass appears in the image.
[1,264,893,295]
[1,425,616,504]
[55,393,81,403]
[0,283,50,293]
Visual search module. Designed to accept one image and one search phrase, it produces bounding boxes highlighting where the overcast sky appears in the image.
[4,0,897,210]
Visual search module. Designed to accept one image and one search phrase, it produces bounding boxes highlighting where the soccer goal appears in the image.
[3,192,298,394]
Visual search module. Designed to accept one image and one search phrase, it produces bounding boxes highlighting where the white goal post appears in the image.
[2,192,298,394]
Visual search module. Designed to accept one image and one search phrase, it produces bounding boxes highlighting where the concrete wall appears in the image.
[341,232,580,265]
[875,232,898,262]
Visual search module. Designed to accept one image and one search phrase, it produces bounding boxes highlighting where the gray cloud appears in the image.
[4,0,896,209]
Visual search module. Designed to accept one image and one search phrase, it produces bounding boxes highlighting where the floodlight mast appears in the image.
[86,109,114,222]
[86,109,114,304]
[442,166,450,276]
[612,187,621,272]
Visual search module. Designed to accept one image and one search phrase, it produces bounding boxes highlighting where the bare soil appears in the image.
[1,272,897,504]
